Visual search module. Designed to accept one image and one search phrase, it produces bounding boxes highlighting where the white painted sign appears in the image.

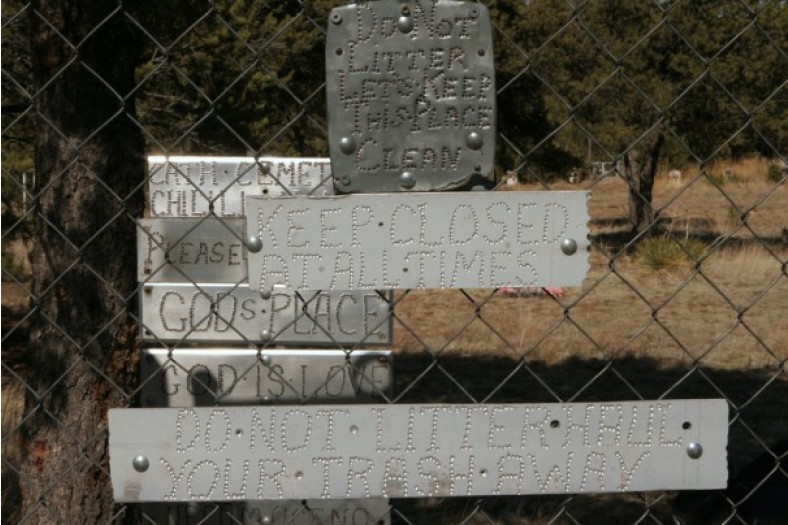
[140,349,393,406]
[109,400,727,501]
[140,284,391,345]
[148,156,333,217]
[246,192,589,291]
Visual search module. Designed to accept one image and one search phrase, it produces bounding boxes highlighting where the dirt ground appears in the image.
[2,164,786,524]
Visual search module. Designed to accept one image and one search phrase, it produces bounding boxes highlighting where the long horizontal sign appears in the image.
[140,349,393,406]
[140,284,391,345]
[140,499,389,525]
[246,191,589,291]
[110,400,727,501]
[148,156,333,217]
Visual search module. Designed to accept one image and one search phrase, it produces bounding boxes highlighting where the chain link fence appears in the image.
[2,0,786,524]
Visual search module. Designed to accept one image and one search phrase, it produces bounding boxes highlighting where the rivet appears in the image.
[260,288,272,300]
[470,8,479,19]
[143,286,152,295]
[132,455,149,473]
[261,354,272,366]
[466,131,483,150]
[561,238,578,256]
[399,171,416,189]
[687,442,703,459]
[397,15,414,33]
[331,12,342,24]
[261,162,272,175]
[246,235,263,253]
[260,329,272,343]
[339,136,356,154]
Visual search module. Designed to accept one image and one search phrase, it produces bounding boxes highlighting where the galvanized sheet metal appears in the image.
[246,191,590,291]
[139,500,390,525]
[148,156,333,217]
[138,218,248,283]
[326,0,495,192]
[109,400,727,501]
[140,349,393,406]
[139,284,391,345]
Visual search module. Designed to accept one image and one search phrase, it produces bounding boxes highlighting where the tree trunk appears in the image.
[19,2,143,522]
[624,133,664,236]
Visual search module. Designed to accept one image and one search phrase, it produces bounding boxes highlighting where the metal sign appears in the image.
[246,191,589,292]
[148,156,333,217]
[139,500,390,525]
[138,218,248,283]
[140,349,393,406]
[109,399,727,501]
[140,284,391,345]
[326,0,495,192]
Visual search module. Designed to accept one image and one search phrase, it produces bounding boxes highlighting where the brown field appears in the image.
[2,159,786,523]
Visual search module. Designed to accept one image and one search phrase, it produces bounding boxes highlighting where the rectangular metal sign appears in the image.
[140,284,391,345]
[140,349,393,406]
[148,156,333,217]
[110,400,727,501]
[246,191,590,291]
[139,500,389,525]
[325,0,496,192]
[138,218,248,283]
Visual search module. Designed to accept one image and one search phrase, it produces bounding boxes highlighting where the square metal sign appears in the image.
[326,0,495,192]
[109,400,727,501]
[148,156,333,217]
[245,191,589,292]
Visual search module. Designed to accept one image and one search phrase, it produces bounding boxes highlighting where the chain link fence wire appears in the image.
[2,0,786,523]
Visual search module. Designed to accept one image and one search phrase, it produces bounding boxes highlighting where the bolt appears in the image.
[470,8,479,18]
[246,235,263,253]
[143,286,152,295]
[561,238,578,256]
[687,442,703,459]
[467,131,483,150]
[261,354,272,366]
[260,288,272,300]
[331,12,342,24]
[132,455,149,473]
[339,136,356,154]
[399,171,416,189]
[397,15,414,33]
[261,162,272,175]
[260,329,272,343]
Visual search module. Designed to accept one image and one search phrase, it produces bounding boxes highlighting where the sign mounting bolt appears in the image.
[397,15,414,34]
[261,162,272,175]
[561,238,578,255]
[132,455,149,473]
[331,12,342,24]
[260,288,272,300]
[261,354,272,366]
[246,236,263,253]
[260,329,272,343]
[467,131,483,150]
[399,171,416,189]
[339,136,356,154]
[687,442,703,459]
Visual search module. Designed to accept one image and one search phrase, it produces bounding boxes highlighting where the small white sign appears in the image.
[246,192,589,291]
[109,400,727,501]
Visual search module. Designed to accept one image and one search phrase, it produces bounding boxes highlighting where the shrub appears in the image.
[766,164,785,183]
[636,236,705,270]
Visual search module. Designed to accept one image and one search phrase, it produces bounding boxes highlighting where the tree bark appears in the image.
[19,2,143,522]
[624,133,664,236]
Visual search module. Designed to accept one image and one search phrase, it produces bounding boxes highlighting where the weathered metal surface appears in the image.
[140,284,391,345]
[148,156,333,217]
[140,349,393,406]
[109,400,727,501]
[138,218,248,283]
[326,0,495,192]
[246,191,589,292]
[139,499,390,524]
